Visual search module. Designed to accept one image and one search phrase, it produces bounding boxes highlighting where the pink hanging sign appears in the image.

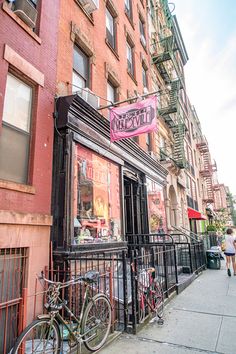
[110,96,158,142]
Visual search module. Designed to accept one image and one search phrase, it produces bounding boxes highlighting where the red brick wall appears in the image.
[56,0,151,151]
[0,1,60,214]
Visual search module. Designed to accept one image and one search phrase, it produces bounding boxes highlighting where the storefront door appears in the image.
[124,176,147,236]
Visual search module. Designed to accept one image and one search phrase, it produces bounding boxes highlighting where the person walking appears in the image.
[223,228,236,276]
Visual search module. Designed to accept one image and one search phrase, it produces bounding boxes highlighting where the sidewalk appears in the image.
[100,262,236,354]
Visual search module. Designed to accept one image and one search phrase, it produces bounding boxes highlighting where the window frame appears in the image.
[142,64,148,89]
[125,0,133,22]
[126,39,135,78]
[74,144,123,245]
[107,80,118,104]
[72,45,90,92]
[146,133,152,151]
[139,16,146,48]
[0,72,34,185]
[105,4,118,53]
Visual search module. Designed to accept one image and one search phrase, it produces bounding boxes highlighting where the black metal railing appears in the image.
[51,230,206,335]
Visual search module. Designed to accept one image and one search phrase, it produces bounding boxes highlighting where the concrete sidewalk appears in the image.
[100,262,236,354]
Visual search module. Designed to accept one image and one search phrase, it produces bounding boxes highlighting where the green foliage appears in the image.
[206,224,217,232]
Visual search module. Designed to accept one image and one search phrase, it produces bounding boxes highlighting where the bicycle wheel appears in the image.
[12,318,61,354]
[81,294,111,352]
[151,279,164,318]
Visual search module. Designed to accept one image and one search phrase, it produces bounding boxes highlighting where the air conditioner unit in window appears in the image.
[14,0,38,29]
[79,0,99,13]
[78,88,100,110]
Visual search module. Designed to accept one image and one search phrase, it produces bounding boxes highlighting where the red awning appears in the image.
[187,208,207,220]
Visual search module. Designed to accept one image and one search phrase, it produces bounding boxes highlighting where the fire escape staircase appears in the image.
[172,122,186,169]
[159,121,186,170]
[153,0,186,170]
[158,79,180,127]
[158,80,186,169]
[152,35,184,89]
[196,139,216,203]
[159,0,173,29]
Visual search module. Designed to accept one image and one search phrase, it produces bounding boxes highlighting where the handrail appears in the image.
[171,226,200,243]
[125,233,175,245]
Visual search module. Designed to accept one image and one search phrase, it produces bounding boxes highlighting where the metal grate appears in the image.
[0,248,28,354]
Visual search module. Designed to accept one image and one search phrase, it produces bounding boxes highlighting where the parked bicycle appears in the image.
[134,266,164,323]
[11,270,112,353]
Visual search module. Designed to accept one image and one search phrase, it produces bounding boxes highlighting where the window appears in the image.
[146,178,166,233]
[106,7,116,50]
[107,81,117,103]
[159,136,166,160]
[125,0,132,20]
[0,74,32,184]
[74,145,121,244]
[127,41,134,76]
[146,133,151,151]
[72,46,89,94]
[8,0,38,29]
[142,65,148,89]
[139,17,146,47]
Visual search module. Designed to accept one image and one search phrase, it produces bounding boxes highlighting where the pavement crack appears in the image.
[173,307,236,318]
[215,316,223,352]
[134,335,224,353]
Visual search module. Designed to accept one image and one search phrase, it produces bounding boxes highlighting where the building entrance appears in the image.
[124,174,148,237]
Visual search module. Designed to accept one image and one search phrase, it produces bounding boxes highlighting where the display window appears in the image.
[146,178,166,233]
[73,145,121,244]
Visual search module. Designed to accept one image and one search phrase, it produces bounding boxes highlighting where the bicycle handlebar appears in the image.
[39,272,83,289]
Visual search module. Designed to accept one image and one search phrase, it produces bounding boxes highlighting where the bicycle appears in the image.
[135,267,164,323]
[12,270,112,353]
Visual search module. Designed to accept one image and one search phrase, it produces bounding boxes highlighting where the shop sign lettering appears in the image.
[110,96,158,142]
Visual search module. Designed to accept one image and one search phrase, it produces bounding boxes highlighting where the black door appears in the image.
[124,176,148,238]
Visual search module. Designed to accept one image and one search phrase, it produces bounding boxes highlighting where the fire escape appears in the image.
[152,2,186,169]
[196,137,217,204]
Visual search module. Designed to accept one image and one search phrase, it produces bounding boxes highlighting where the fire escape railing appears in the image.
[151,1,187,170]
[196,137,216,203]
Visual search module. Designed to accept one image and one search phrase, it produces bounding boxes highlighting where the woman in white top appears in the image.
[224,228,236,276]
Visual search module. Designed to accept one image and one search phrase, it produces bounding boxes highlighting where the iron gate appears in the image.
[0,248,28,354]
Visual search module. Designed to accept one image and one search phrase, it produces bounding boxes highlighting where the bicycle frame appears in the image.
[139,286,160,313]
[42,281,98,347]
[136,268,163,321]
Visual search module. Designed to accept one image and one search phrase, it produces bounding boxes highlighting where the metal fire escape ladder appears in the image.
[171,119,186,169]
[158,79,180,127]
[159,0,173,29]
[158,83,186,169]
[196,139,215,203]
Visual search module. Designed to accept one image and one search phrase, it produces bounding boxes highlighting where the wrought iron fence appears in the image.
[2,234,206,350]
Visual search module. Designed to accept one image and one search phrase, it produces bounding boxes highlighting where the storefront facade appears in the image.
[52,94,168,255]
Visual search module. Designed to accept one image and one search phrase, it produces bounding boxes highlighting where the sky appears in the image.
[173,0,236,195]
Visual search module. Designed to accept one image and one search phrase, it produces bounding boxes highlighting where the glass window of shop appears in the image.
[73,145,121,244]
[146,178,166,234]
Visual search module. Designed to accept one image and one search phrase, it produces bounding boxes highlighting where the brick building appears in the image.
[0,1,59,351]
[52,0,168,256]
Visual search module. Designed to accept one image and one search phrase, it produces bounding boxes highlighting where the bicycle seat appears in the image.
[82,270,99,283]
